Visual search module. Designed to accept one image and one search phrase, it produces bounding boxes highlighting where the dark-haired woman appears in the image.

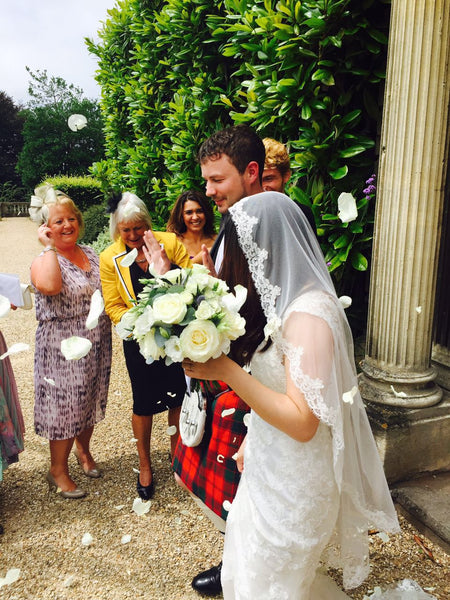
[167,190,216,264]
[183,193,400,599]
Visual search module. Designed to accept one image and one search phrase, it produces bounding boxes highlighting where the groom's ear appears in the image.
[244,161,260,185]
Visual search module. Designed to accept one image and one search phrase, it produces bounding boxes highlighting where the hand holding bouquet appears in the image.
[116,264,247,364]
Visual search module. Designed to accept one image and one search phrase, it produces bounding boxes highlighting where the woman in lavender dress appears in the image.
[30,187,111,499]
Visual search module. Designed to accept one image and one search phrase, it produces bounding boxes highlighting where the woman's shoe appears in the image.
[73,449,102,478]
[46,472,86,499]
[136,473,154,500]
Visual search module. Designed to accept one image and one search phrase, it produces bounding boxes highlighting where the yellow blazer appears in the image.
[100,232,192,325]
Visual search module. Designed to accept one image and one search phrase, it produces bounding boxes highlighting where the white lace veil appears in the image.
[229,193,400,589]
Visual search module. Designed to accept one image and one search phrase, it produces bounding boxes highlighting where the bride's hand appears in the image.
[182,354,231,382]
[235,437,246,473]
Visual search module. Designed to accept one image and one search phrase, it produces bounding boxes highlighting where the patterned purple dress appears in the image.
[34,246,111,440]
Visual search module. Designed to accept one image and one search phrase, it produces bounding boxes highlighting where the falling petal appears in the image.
[86,289,105,330]
[0,295,11,318]
[338,295,352,309]
[132,467,140,474]
[376,531,389,543]
[67,114,87,131]
[0,342,30,360]
[44,377,56,386]
[61,336,92,360]
[0,568,20,588]
[337,192,358,223]
[130,438,138,443]
[342,386,358,404]
[63,575,76,588]
[81,533,93,546]
[121,248,138,268]
[390,385,407,398]
[166,425,177,436]
[416,306,422,314]
[232,452,238,461]
[243,413,251,428]
[115,505,125,510]
[221,408,236,418]
[132,497,151,516]
[167,392,176,397]
[223,500,232,512]
[121,534,132,544]
[217,454,224,463]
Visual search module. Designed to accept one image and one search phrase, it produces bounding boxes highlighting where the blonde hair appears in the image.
[109,192,152,241]
[263,138,291,177]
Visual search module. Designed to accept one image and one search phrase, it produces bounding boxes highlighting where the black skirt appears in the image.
[123,338,186,416]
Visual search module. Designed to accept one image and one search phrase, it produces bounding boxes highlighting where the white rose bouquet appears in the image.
[116,264,247,365]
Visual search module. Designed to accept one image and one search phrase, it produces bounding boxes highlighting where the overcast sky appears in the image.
[0,0,117,106]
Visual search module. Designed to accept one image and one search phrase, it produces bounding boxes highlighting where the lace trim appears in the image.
[231,200,281,320]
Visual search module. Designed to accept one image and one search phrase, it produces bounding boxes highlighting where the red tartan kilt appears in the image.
[172,380,250,521]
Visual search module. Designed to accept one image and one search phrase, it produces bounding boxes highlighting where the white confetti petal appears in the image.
[68,114,87,131]
[376,531,390,543]
[0,295,11,318]
[338,295,352,309]
[221,408,236,418]
[44,377,56,386]
[86,289,105,330]
[217,454,224,463]
[0,568,20,588]
[0,342,30,360]
[243,413,251,428]
[120,248,138,267]
[132,467,140,473]
[166,425,177,436]
[390,384,407,398]
[232,452,238,461]
[63,575,76,588]
[130,438,138,443]
[167,392,176,397]
[416,306,422,313]
[115,505,125,510]
[132,497,151,516]
[114,390,121,396]
[61,336,92,360]
[342,385,358,404]
[337,192,358,223]
[121,534,132,544]
[223,500,232,512]
[81,532,93,546]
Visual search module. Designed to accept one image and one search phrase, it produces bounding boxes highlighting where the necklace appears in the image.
[135,257,147,264]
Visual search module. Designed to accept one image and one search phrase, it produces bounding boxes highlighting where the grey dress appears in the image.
[34,246,111,440]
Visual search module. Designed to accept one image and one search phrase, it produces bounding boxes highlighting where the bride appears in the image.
[183,193,429,599]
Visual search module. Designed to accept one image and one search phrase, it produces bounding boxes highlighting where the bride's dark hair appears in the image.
[219,218,269,366]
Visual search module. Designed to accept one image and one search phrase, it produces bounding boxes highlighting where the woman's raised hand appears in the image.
[142,230,171,275]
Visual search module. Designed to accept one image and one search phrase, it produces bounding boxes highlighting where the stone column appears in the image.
[359,0,450,480]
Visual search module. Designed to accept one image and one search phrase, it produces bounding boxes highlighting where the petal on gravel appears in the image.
[121,534,132,544]
[81,533,93,546]
[0,342,30,360]
[63,575,76,588]
[132,498,151,516]
[0,568,20,588]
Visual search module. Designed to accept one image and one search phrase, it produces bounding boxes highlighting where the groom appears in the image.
[173,125,315,596]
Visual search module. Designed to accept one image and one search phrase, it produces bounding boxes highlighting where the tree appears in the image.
[16,70,105,188]
[0,91,24,186]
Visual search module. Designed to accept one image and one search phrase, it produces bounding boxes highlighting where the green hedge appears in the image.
[41,175,103,212]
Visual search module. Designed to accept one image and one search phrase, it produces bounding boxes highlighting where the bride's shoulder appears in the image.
[284,290,339,328]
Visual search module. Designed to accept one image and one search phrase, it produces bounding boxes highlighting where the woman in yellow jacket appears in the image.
[100,192,191,499]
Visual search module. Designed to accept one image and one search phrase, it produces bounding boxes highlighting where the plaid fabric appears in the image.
[173,380,249,521]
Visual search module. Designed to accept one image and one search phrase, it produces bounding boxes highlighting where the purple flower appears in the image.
[363,184,376,195]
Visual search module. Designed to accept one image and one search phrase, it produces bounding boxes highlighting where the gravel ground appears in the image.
[0,216,449,600]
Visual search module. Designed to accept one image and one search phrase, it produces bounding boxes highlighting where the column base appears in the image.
[362,388,450,483]
[359,361,443,408]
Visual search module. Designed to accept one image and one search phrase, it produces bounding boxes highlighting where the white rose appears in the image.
[133,305,156,337]
[185,270,211,294]
[115,309,139,339]
[165,336,183,363]
[138,330,165,363]
[162,268,183,284]
[217,309,246,341]
[195,299,220,320]
[179,319,222,362]
[180,290,194,305]
[152,293,187,324]
[220,284,247,312]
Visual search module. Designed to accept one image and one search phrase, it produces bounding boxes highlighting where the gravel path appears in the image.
[0,216,448,599]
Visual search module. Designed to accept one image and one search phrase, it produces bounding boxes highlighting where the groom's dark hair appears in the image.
[198,125,265,184]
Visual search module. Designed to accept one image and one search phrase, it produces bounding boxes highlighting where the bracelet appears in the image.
[42,246,56,254]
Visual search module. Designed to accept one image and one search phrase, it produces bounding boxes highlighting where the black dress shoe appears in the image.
[136,474,154,500]
[191,562,222,596]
